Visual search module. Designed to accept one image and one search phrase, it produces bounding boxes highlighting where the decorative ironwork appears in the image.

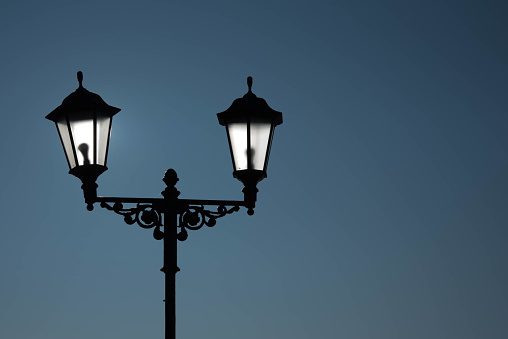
[100,202,164,240]
[177,204,240,241]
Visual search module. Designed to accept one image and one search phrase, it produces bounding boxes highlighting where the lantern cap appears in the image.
[217,76,282,126]
[46,71,120,122]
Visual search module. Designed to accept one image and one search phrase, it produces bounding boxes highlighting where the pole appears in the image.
[162,169,180,339]
[164,205,177,339]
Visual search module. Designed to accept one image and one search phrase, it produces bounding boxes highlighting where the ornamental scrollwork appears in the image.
[100,202,164,240]
[177,205,240,241]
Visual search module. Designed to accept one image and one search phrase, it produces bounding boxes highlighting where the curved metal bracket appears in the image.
[177,204,241,241]
[100,201,164,240]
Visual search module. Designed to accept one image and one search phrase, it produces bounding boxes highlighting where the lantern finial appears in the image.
[77,71,83,88]
[247,76,253,93]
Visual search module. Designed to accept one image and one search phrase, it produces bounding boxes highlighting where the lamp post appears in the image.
[46,72,283,339]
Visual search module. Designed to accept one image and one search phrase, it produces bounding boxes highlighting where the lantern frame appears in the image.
[217,77,283,209]
[46,72,120,207]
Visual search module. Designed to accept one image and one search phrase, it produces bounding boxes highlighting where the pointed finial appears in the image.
[247,76,253,93]
[77,71,83,88]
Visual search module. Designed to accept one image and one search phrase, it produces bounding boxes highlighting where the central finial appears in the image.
[77,71,83,88]
[247,76,253,93]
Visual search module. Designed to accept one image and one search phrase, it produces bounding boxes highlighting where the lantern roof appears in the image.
[217,77,282,126]
[46,71,120,122]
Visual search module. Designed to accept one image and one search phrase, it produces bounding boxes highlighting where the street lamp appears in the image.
[46,72,283,339]
[46,71,120,210]
[218,76,283,215]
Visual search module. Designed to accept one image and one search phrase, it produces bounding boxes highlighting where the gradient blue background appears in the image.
[1,1,507,338]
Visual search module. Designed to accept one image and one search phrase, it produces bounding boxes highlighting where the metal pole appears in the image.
[164,205,177,339]
[162,169,180,339]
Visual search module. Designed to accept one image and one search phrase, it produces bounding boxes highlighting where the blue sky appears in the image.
[1,0,507,338]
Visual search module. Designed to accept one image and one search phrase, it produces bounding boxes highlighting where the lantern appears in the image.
[217,77,282,212]
[46,72,120,209]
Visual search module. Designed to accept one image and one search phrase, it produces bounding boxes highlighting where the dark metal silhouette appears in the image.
[94,169,244,339]
[46,72,282,339]
[217,76,282,215]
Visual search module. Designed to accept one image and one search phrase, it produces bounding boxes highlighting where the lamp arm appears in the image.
[178,198,245,207]
[96,196,164,204]
[83,167,256,241]
[91,196,249,241]
[98,198,165,240]
[176,200,243,241]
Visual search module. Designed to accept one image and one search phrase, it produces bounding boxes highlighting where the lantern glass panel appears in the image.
[56,116,76,169]
[249,119,272,171]
[96,111,112,166]
[228,122,248,171]
[69,111,95,166]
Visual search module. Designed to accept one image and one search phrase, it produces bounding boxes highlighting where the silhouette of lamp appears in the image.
[217,76,283,214]
[46,72,282,339]
[46,71,120,210]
